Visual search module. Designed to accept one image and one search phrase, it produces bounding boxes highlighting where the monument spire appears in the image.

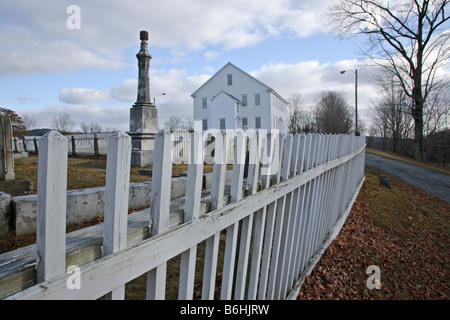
[134,30,153,107]
[129,30,158,167]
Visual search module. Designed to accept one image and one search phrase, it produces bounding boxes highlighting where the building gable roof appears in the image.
[191,62,288,105]
[210,90,241,103]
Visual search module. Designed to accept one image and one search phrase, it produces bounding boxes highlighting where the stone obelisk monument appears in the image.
[129,30,158,167]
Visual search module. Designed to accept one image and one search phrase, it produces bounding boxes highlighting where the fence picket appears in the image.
[202,131,227,300]
[234,130,261,299]
[246,133,270,299]
[267,134,292,299]
[179,131,204,299]
[36,131,68,283]
[147,130,173,300]
[221,131,246,299]
[102,131,131,300]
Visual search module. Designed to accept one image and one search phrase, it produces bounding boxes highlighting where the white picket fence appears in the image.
[2,129,365,300]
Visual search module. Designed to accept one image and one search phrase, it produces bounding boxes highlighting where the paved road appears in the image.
[365,153,450,203]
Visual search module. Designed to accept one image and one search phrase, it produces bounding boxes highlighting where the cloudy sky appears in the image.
[0,0,442,132]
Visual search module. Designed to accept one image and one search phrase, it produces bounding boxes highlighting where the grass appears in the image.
[13,154,224,193]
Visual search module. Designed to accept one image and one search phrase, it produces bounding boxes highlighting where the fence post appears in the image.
[22,137,27,152]
[33,137,39,154]
[94,133,99,158]
[36,131,68,283]
[146,129,173,300]
[102,131,131,300]
[71,136,77,156]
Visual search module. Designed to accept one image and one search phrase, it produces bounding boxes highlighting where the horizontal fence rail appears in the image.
[2,129,365,300]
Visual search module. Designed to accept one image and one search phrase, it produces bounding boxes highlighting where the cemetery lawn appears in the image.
[13,154,220,193]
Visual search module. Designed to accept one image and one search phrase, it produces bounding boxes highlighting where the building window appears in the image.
[202,119,208,131]
[255,94,260,106]
[220,118,226,130]
[255,117,261,129]
[202,97,207,109]
[242,95,247,107]
[227,74,233,86]
[242,117,248,129]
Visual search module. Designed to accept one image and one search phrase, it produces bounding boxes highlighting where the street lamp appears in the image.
[153,92,166,106]
[340,69,359,136]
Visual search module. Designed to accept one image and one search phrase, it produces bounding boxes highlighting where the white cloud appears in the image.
[0,0,334,75]
[250,59,379,126]
[0,27,126,75]
[59,88,110,104]
[204,51,222,61]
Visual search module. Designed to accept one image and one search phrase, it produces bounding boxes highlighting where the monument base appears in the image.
[129,104,158,167]
[131,150,154,167]
[128,131,156,167]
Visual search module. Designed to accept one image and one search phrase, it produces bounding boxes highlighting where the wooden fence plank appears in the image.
[179,131,204,299]
[147,130,173,300]
[36,131,68,283]
[202,130,227,300]
[221,131,246,299]
[246,133,270,299]
[103,131,131,300]
[267,134,292,299]
[234,130,261,299]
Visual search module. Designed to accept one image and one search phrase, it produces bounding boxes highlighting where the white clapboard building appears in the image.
[192,62,289,133]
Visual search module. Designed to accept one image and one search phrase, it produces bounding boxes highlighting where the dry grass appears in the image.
[13,154,222,193]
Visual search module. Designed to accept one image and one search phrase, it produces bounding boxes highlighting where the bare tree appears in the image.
[52,112,75,134]
[21,113,39,131]
[371,77,414,153]
[314,91,354,134]
[287,93,316,134]
[327,0,450,160]
[423,81,450,137]
[80,121,103,133]
[164,116,193,131]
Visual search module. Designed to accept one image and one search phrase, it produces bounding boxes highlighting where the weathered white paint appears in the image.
[36,131,68,283]
[103,131,131,300]
[179,131,203,300]
[147,130,173,300]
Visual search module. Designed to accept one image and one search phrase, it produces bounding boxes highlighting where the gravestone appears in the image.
[0,111,33,196]
[0,111,33,235]
[128,30,158,167]
[379,175,392,190]
[0,111,15,181]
